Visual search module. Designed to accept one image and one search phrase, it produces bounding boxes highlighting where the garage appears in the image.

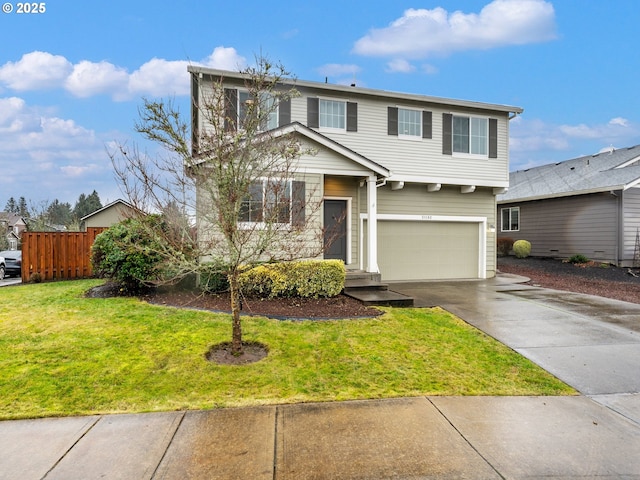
[377,218,482,281]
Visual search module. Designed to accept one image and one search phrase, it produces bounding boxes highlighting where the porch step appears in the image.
[344,270,414,307]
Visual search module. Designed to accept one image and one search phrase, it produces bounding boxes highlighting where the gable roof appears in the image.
[80,199,137,222]
[498,145,640,203]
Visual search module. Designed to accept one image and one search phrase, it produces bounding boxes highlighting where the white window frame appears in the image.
[239,178,293,228]
[501,207,520,232]
[452,115,489,158]
[398,107,422,140]
[319,98,346,132]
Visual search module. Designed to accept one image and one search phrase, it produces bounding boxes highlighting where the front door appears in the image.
[324,199,347,262]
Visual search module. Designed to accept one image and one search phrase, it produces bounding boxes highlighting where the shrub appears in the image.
[568,254,590,264]
[497,237,514,256]
[199,259,230,293]
[513,240,531,259]
[91,216,169,293]
[239,260,346,298]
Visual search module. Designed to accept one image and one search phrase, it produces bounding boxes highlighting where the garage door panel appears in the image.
[378,221,479,281]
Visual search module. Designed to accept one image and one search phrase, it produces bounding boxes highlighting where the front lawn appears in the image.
[0,280,574,419]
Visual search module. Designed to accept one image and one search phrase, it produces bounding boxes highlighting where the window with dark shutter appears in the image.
[346,102,358,132]
[489,118,498,158]
[307,97,319,128]
[442,113,453,155]
[422,111,432,139]
[291,181,306,227]
[224,88,238,133]
[388,107,398,136]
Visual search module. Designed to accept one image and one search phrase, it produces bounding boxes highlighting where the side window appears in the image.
[239,180,306,226]
[501,207,520,232]
[224,88,288,132]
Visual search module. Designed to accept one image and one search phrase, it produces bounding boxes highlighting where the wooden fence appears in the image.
[21,228,107,282]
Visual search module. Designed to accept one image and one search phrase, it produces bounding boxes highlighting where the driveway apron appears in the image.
[392,274,640,424]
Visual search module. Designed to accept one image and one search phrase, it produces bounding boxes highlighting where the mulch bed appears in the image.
[142,288,383,320]
[498,256,640,304]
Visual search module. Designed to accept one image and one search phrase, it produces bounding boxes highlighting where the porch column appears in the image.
[366,175,379,273]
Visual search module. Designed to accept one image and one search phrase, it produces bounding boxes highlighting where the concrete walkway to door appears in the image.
[392,273,640,424]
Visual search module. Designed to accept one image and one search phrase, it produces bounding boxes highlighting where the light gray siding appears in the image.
[498,193,619,262]
[291,86,510,187]
[622,187,640,265]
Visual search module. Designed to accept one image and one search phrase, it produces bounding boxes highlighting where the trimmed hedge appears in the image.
[239,260,346,298]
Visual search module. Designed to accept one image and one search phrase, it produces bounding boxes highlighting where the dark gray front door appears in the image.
[324,199,347,262]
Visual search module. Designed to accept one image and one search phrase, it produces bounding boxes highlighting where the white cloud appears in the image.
[509,116,640,169]
[0,46,248,101]
[65,60,129,98]
[317,63,362,77]
[0,51,72,91]
[353,0,556,59]
[385,59,416,73]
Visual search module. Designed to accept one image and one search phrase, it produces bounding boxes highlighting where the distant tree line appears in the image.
[2,190,103,231]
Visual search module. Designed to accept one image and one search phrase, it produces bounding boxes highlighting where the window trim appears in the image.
[452,115,488,158]
[397,107,423,140]
[443,113,498,159]
[501,206,520,232]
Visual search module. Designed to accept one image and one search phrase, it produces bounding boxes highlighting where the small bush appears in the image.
[497,237,514,256]
[239,260,346,298]
[568,254,590,264]
[513,240,531,258]
[91,216,170,294]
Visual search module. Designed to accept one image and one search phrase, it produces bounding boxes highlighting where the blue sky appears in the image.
[1,0,639,206]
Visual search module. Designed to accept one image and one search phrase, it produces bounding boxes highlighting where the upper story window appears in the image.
[319,99,345,130]
[501,207,520,232]
[453,116,487,156]
[443,113,498,158]
[387,107,432,139]
[224,88,291,133]
[307,97,358,132]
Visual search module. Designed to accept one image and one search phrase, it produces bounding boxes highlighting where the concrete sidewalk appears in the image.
[2,395,639,479]
[2,274,640,479]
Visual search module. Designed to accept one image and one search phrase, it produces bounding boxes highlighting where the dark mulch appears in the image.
[141,288,383,320]
[497,256,640,304]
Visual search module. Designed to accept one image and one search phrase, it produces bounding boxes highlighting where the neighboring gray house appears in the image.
[189,66,523,281]
[497,145,640,266]
[0,212,28,249]
[81,199,138,230]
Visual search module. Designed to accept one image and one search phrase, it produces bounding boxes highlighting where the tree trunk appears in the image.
[229,271,243,355]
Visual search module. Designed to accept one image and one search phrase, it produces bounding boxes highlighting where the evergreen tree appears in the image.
[18,197,29,218]
[4,197,17,214]
[46,199,73,227]
[73,190,103,221]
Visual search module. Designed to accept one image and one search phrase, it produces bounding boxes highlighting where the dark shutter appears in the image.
[191,73,199,155]
[291,181,306,227]
[224,88,237,133]
[387,107,398,136]
[422,111,432,139]
[307,97,319,128]
[442,113,453,155]
[346,102,358,132]
[279,98,291,127]
[489,118,498,158]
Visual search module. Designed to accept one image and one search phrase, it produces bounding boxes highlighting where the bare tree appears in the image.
[110,57,324,355]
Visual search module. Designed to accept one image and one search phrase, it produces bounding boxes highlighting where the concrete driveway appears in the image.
[392,273,640,424]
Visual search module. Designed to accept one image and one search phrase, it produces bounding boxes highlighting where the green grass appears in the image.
[0,280,575,420]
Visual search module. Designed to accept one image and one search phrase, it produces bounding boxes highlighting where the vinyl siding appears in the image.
[623,187,640,264]
[292,86,510,186]
[498,193,619,262]
[362,184,497,277]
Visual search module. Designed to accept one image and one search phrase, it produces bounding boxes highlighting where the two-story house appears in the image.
[189,66,523,281]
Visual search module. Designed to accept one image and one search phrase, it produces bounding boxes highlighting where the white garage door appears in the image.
[377,220,480,281]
